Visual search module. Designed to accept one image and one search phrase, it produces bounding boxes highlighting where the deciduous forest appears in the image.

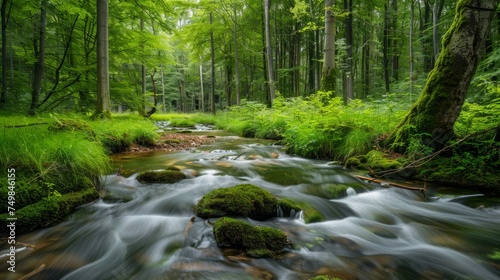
[1,0,500,279]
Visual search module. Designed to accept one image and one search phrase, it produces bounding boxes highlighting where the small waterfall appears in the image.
[277,206,284,217]
[346,187,356,197]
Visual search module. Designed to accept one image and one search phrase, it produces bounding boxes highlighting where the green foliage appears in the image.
[195,184,278,219]
[216,95,405,160]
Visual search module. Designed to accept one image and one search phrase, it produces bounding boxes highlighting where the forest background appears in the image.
[0,0,499,233]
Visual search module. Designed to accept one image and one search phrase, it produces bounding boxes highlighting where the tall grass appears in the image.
[0,125,110,211]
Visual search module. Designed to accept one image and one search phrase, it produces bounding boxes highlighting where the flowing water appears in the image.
[1,133,500,280]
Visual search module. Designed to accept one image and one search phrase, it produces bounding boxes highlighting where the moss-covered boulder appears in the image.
[366,150,402,171]
[214,217,289,257]
[0,187,99,235]
[136,170,186,184]
[196,184,277,219]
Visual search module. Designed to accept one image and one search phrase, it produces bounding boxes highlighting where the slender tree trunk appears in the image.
[93,0,111,119]
[391,0,399,82]
[344,0,353,102]
[161,63,166,112]
[210,12,216,114]
[140,17,146,114]
[233,7,240,106]
[1,0,10,104]
[432,0,439,61]
[320,0,336,93]
[383,4,390,93]
[409,0,415,99]
[361,23,370,99]
[29,0,47,115]
[388,0,498,152]
[264,0,275,105]
[199,59,205,112]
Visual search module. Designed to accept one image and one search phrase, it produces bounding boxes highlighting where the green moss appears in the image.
[213,217,289,256]
[136,170,187,184]
[196,184,278,219]
[277,198,302,215]
[366,150,402,171]
[0,187,99,235]
[488,250,500,260]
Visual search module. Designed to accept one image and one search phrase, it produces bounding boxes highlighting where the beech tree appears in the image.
[93,0,110,119]
[320,0,336,93]
[388,0,498,152]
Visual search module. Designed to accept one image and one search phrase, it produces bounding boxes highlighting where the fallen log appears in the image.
[355,175,426,197]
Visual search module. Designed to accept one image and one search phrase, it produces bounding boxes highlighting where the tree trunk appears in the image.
[264,0,275,105]
[233,7,240,106]
[1,0,10,104]
[209,12,216,114]
[383,4,390,93]
[93,0,111,119]
[29,0,47,116]
[344,0,353,102]
[409,0,415,98]
[320,0,336,93]
[388,0,498,152]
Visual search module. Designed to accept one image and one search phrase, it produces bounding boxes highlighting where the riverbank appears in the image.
[0,115,214,235]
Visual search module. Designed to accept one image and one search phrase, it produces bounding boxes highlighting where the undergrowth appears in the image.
[216,93,407,160]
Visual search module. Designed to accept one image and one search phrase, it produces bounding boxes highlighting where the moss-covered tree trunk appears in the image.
[388,0,498,152]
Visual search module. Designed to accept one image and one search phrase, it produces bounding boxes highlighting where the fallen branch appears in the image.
[356,175,426,197]
[19,264,45,280]
[3,122,49,128]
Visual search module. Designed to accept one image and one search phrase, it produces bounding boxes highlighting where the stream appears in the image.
[1,132,500,280]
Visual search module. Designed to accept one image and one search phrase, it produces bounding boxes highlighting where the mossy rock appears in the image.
[213,217,289,257]
[0,187,99,235]
[366,150,402,171]
[196,184,277,219]
[344,156,369,170]
[48,118,96,138]
[277,198,302,215]
[136,170,187,184]
[300,183,371,199]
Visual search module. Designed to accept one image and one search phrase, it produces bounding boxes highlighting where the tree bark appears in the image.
[320,0,336,93]
[29,0,47,116]
[388,0,498,152]
[1,0,10,104]
[93,0,111,119]
[344,0,353,102]
[233,7,240,106]
[209,12,216,114]
[264,0,275,105]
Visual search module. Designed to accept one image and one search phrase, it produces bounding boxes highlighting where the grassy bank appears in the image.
[0,113,160,234]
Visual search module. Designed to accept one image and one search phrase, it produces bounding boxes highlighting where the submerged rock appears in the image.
[213,217,289,257]
[136,169,186,184]
[195,184,277,219]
